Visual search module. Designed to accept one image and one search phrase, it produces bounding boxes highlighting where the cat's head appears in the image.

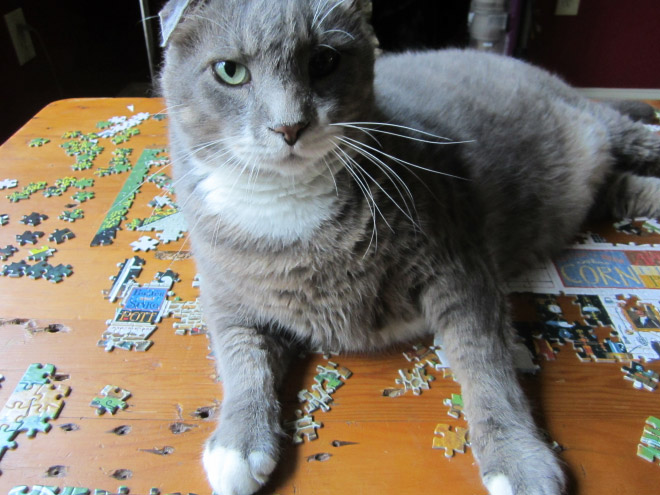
[160,0,377,178]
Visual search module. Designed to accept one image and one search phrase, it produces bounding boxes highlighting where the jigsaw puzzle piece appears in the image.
[314,361,352,393]
[19,363,55,389]
[16,414,53,438]
[0,387,38,425]
[395,367,434,395]
[90,385,131,415]
[284,409,323,444]
[28,383,70,420]
[298,383,334,414]
[637,416,660,464]
[443,393,465,419]
[0,424,19,460]
[432,424,470,457]
[621,362,659,391]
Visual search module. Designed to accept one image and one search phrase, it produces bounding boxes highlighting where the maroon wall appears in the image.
[522,0,660,88]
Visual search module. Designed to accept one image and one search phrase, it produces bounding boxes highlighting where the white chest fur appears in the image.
[194,158,339,243]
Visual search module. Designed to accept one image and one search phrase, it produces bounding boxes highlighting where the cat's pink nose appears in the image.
[271,122,309,146]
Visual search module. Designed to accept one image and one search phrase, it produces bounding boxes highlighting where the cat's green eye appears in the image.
[212,60,251,86]
[309,46,341,79]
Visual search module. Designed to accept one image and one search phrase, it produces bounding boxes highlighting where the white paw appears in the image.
[203,445,276,495]
[486,475,514,495]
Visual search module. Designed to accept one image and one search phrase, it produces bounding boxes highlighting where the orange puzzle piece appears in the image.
[432,423,470,457]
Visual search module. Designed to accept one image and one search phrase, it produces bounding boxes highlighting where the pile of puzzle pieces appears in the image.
[9,486,197,495]
[0,364,69,461]
[285,361,352,444]
[382,342,448,397]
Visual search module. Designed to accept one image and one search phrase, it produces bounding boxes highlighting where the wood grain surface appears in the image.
[0,98,658,495]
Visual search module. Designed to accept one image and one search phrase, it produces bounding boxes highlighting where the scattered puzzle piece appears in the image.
[130,236,159,252]
[432,424,470,457]
[20,212,48,227]
[0,245,18,261]
[43,264,73,283]
[0,213,8,225]
[395,367,434,395]
[2,260,29,278]
[0,179,18,190]
[25,261,50,280]
[27,246,56,262]
[638,416,660,464]
[298,383,334,414]
[622,362,659,391]
[443,393,465,419]
[90,385,131,415]
[59,209,84,222]
[48,228,75,244]
[71,191,94,203]
[16,231,44,246]
[285,409,323,444]
[29,138,50,147]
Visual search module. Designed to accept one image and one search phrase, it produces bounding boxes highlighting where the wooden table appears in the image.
[0,98,658,495]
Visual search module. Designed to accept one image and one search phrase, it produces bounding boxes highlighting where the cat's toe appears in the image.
[203,444,276,495]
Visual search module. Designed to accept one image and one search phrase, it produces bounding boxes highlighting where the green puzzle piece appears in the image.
[19,363,55,389]
[638,416,660,464]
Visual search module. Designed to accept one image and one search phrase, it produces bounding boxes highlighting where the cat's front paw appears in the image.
[479,435,565,495]
[203,444,276,495]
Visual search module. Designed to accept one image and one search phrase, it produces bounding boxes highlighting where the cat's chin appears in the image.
[260,151,331,177]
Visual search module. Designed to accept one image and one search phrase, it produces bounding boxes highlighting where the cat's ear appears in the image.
[159,0,205,47]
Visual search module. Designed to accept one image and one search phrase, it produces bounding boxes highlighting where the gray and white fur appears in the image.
[159,1,660,494]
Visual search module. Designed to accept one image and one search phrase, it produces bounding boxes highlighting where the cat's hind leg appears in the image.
[421,257,565,495]
[203,324,295,495]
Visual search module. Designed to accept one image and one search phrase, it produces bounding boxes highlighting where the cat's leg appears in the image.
[598,171,660,219]
[203,324,295,495]
[421,263,565,495]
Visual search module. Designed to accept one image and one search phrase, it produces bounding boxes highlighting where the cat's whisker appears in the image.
[331,148,379,254]
[312,0,334,29]
[320,28,356,41]
[334,123,474,147]
[337,136,419,228]
[154,103,187,118]
[314,0,349,30]
[336,143,420,231]
[331,121,474,144]
[333,145,393,231]
[342,135,470,182]
[322,154,339,196]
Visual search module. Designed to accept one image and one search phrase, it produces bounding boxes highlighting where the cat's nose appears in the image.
[270,122,309,146]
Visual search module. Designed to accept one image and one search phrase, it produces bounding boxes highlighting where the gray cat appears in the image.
[159,1,660,494]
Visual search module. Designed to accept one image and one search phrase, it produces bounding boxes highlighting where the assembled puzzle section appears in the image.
[0,364,69,461]
[100,258,179,352]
